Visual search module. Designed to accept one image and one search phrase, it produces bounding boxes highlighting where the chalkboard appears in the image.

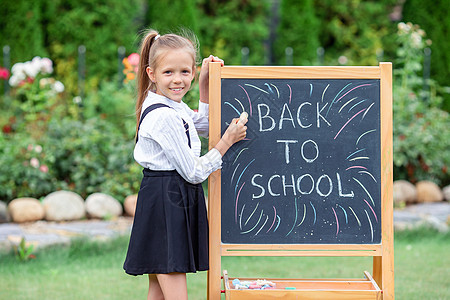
[221,79,381,244]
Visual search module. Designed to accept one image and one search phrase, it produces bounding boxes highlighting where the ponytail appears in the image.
[135,30,159,140]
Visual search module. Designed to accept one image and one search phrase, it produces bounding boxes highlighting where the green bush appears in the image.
[0,56,140,202]
[146,0,198,34]
[82,80,136,137]
[274,0,320,65]
[402,0,450,111]
[197,0,270,65]
[43,0,145,94]
[0,133,58,201]
[43,117,139,202]
[393,22,449,186]
[314,0,397,65]
[0,1,47,65]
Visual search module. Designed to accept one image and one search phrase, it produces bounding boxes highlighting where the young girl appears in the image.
[123,29,247,299]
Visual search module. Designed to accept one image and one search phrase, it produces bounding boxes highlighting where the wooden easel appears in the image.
[207,63,393,299]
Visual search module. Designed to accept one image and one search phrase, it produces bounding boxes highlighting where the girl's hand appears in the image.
[215,116,248,156]
[199,55,224,104]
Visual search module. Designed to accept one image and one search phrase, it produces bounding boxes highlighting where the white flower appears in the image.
[52,81,65,93]
[40,57,53,74]
[34,145,43,153]
[9,75,19,87]
[411,32,422,49]
[338,56,348,65]
[73,96,82,104]
[24,61,40,78]
[11,62,25,76]
[8,74,23,87]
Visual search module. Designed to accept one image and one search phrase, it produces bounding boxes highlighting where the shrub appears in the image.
[0,55,140,202]
[402,0,450,111]
[0,1,47,65]
[42,0,145,94]
[0,133,58,201]
[393,22,449,186]
[43,117,139,201]
[314,0,397,65]
[146,0,198,34]
[4,57,67,139]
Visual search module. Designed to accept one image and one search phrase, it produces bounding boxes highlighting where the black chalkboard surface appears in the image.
[221,79,381,244]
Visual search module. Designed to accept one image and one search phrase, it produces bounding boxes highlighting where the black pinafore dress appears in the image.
[123,104,209,275]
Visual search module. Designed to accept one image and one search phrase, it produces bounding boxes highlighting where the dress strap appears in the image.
[136,103,191,148]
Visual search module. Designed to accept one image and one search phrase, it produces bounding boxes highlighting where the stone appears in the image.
[443,185,450,201]
[42,191,86,221]
[8,198,45,223]
[393,180,417,205]
[416,181,444,203]
[0,201,10,223]
[124,194,138,217]
[85,193,123,219]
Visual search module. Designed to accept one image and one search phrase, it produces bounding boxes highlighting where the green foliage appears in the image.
[0,1,47,65]
[314,0,397,65]
[0,133,57,201]
[14,238,35,262]
[402,0,450,111]
[43,117,139,201]
[274,0,320,65]
[82,81,136,137]
[146,0,198,33]
[0,58,140,202]
[393,23,450,186]
[42,0,145,94]
[197,0,270,65]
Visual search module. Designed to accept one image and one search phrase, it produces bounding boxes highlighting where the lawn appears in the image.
[0,227,448,299]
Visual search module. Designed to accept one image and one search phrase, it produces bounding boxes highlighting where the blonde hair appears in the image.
[135,29,199,139]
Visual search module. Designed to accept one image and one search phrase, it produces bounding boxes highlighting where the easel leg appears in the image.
[207,263,221,300]
[373,253,394,299]
[373,256,382,288]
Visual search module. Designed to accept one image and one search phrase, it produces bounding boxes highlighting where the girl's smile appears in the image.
[146,49,195,102]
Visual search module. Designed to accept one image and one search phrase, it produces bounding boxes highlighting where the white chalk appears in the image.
[239,112,248,123]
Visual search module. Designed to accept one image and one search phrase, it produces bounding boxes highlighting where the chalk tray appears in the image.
[222,270,381,300]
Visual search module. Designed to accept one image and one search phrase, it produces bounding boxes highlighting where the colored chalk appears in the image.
[285,287,296,290]
[232,279,240,286]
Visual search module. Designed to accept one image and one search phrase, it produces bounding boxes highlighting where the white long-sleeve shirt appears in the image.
[134,91,222,184]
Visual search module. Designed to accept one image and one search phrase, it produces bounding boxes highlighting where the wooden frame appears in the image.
[208,63,393,299]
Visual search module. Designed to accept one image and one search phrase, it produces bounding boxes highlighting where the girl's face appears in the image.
[147,48,195,103]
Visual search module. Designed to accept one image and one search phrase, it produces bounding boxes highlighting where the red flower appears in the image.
[2,124,12,134]
[0,67,9,80]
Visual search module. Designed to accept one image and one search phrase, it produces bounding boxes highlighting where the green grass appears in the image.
[0,227,448,300]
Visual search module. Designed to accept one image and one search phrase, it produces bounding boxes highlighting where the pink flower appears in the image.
[0,67,9,80]
[39,165,49,173]
[128,53,140,66]
[30,158,39,168]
